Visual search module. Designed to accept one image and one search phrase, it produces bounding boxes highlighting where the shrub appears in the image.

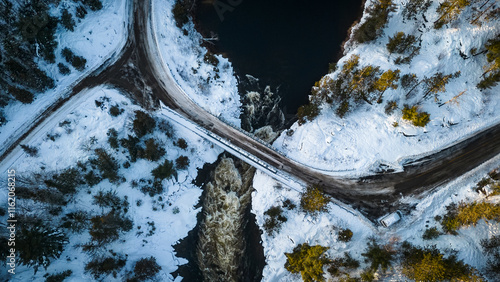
[89,212,133,244]
[422,227,440,240]
[133,110,156,137]
[143,138,165,161]
[401,241,482,281]
[402,104,430,127]
[84,255,126,279]
[17,221,68,273]
[263,206,287,235]
[20,144,39,157]
[352,0,396,43]
[61,48,87,71]
[45,270,72,282]
[297,102,320,125]
[57,63,71,75]
[327,252,360,277]
[133,257,162,280]
[107,128,119,149]
[285,243,330,282]
[175,155,190,169]
[140,180,164,197]
[76,5,87,18]
[151,159,175,180]
[60,8,75,31]
[441,201,500,234]
[175,138,188,149]
[172,0,189,28]
[361,239,394,272]
[384,101,397,115]
[60,211,89,233]
[283,199,296,210]
[338,228,353,242]
[109,105,123,117]
[9,86,34,104]
[300,185,329,213]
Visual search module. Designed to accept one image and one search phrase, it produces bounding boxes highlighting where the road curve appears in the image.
[1,0,499,218]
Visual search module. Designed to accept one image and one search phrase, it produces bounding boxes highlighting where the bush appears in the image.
[140,180,164,197]
[384,101,398,115]
[60,211,89,233]
[338,228,353,242]
[84,255,126,279]
[89,212,133,244]
[172,0,189,28]
[175,138,188,149]
[20,144,39,157]
[133,110,156,137]
[401,241,482,281]
[402,104,430,127]
[422,227,441,240]
[133,257,162,280]
[9,86,34,104]
[263,206,287,235]
[327,252,360,277]
[361,239,394,272]
[61,47,86,71]
[76,5,87,18]
[352,0,396,43]
[17,221,68,273]
[143,138,165,161]
[45,270,72,282]
[57,63,71,75]
[285,243,330,282]
[151,159,175,180]
[109,105,123,117]
[300,185,329,213]
[441,201,500,234]
[175,155,190,169]
[60,8,75,31]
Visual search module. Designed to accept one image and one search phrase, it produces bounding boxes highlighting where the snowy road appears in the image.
[1,0,500,217]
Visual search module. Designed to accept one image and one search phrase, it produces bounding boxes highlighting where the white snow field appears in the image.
[0,0,130,155]
[0,87,223,280]
[273,0,500,176]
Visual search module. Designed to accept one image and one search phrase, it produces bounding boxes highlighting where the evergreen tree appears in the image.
[133,257,162,280]
[57,63,70,75]
[478,36,500,90]
[300,185,329,214]
[434,0,475,29]
[151,159,175,180]
[61,8,75,31]
[89,212,133,244]
[402,105,430,127]
[91,148,119,183]
[285,243,330,282]
[361,239,394,272]
[17,221,68,273]
[374,69,400,103]
[143,138,165,161]
[423,71,461,100]
[352,0,396,43]
[8,86,34,104]
[132,110,156,137]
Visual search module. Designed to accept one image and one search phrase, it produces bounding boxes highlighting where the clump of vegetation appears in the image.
[57,63,71,75]
[402,104,430,127]
[441,201,500,234]
[481,235,500,277]
[61,8,75,31]
[91,148,120,183]
[140,180,164,197]
[352,0,396,43]
[60,211,90,234]
[17,220,68,273]
[109,105,124,117]
[300,185,329,214]
[477,36,500,90]
[434,0,473,29]
[263,206,288,235]
[297,102,320,125]
[338,228,353,242]
[423,71,461,101]
[61,48,87,71]
[131,257,162,280]
[175,155,190,169]
[327,252,360,278]
[107,128,119,149]
[402,0,431,21]
[44,269,72,282]
[44,167,84,195]
[120,135,141,162]
[172,0,190,28]
[20,144,39,157]
[133,110,156,137]
[84,255,126,279]
[9,86,34,104]
[384,100,398,115]
[151,159,176,180]
[93,190,128,211]
[386,32,420,65]
[285,243,331,282]
[175,138,188,149]
[422,226,441,240]
[361,238,394,273]
[89,212,133,244]
[401,241,483,281]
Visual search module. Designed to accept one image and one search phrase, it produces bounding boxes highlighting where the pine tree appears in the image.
[374,69,400,103]
[143,138,165,161]
[133,110,156,137]
[478,36,500,90]
[17,221,68,273]
[423,71,461,101]
[434,0,474,29]
[285,243,330,282]
[151,159,175,180]
[300,185,329,213]
[61,8,75,31]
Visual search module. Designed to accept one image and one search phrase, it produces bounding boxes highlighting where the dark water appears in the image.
[194,0,363,114]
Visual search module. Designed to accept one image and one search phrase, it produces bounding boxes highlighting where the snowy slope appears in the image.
[273,0,500,175]
[0,0,129,155]
[0,87,222,280]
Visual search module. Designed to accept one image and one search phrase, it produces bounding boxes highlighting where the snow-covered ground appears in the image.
[151,0,241,126]
[0,0,129,155]
[252,153,500,281]
[273,0,500,176]
[0,87,222,280]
